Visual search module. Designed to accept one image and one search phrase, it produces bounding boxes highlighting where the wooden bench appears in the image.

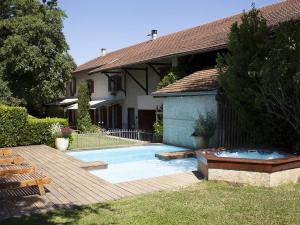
[0,154,24,164]
[0,163,35,176]
[0,149,12,156]
[0,172,51,195]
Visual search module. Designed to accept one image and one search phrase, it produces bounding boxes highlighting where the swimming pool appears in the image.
[67,145,197,183]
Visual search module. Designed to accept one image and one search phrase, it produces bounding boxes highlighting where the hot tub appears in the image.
[196,148,300,187]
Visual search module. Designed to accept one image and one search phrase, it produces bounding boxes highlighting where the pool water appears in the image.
[215,149,290,160]
[67,145,197,183]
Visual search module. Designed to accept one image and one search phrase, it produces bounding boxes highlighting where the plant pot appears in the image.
[55,138,69,151]
[192,136,208,149]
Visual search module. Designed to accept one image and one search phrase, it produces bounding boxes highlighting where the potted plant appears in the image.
[51,123,73,151]
[192,111,217,149]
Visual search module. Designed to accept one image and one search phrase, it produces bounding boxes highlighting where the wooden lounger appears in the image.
[0,163,35,176]
[0,154,24,164]
[0,148,12,156]
[0,172,51,195]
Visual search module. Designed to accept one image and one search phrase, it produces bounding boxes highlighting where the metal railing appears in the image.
[105,129,162,143]
[69,129,162,150]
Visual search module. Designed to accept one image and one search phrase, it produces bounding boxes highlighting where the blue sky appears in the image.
[58,0,279,66]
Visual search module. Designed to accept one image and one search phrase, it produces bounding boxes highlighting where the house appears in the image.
[58,0,299,135]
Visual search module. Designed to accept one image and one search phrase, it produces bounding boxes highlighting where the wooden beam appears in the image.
[123,67,147,71]
[147,63,163,79]
[124,69,148,94]
[103,72,126,95]
[147,63,172,66]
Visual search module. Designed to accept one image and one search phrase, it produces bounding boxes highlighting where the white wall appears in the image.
[121,66,162,129]
[162,94,218,149]
[73,61,166,129]
[74,71,111,100]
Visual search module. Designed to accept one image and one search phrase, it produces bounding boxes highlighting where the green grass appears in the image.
[2,181,299,225]
[69,133,140,149]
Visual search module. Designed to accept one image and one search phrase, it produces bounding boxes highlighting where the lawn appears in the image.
[69,133,141,149]
[2,181,299,225]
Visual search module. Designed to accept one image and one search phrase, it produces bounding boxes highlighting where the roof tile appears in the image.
[152,68,218,95]
[75,0,300,74]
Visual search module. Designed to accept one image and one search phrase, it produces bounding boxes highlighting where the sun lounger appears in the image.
[0,163,35,176]
[0,154,24,164]
[0,148,12,156]
[0,172,51,195]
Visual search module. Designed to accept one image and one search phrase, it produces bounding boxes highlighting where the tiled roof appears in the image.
[152,68,218,96]
[75,0,300,74]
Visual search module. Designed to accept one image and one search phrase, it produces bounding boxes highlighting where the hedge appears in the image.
[0,105,27,147]
[20,117,68,147]
[0,105,68,147]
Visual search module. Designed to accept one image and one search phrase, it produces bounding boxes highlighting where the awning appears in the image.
[66,98,122,110]
[46,98,78,106]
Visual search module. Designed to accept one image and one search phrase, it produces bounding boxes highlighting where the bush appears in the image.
[153,120,163,137]
[193,111,217,140]
[0,105,27,147]
[20,117,68,147]
[0,105,68,147]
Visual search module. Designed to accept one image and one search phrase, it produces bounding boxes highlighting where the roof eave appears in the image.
[152,89,218,98]
[89,44,228,74]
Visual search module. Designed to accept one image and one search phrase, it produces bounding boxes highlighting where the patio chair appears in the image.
[0,172,51,195]
[0,154,24,164]
[0,148,12,156]
[0,163,35,176]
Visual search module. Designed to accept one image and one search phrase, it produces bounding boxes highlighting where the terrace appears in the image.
[0,145,201,220]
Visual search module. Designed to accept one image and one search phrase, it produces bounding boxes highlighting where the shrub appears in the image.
[0,105,68,147]
[0,105,27,147]
[193,111,217,141]
[153,120,163,137]
[77,82,93,132]
[20,117,68,146]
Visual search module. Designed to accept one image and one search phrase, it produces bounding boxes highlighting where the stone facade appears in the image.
[207,168,300,187]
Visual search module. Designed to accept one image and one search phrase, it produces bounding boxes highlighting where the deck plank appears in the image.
[0,145,201,220]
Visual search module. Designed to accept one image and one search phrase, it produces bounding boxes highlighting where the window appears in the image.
[69,78,76,96]
[108,76,121,92]
[87,79,94,94]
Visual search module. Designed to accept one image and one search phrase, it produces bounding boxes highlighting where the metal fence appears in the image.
[69,129,162,149]
[105,129,163,143]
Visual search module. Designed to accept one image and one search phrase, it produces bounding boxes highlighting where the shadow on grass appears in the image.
[0,202,116,225]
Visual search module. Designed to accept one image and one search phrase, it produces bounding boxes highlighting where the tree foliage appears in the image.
[217,8,300,147]
[0,0,76,116]
[77,82,92,132]
[158,71,178,89]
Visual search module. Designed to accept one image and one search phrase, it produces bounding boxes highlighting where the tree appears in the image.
[77,82,92,132]
[217,8,300,147]
[0,78,22,106]
[0,0,76,116]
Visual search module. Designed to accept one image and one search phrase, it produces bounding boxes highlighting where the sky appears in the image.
[58,0,280,66]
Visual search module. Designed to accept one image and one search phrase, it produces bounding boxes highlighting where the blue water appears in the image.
[215,149,290,160]
[67,145,197,183]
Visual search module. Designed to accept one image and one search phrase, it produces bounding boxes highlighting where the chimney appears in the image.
[150,30,158,40]
[101,48,107,56]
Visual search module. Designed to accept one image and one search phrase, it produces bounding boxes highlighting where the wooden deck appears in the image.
[0,145,202,220]
[155,150,195,160]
